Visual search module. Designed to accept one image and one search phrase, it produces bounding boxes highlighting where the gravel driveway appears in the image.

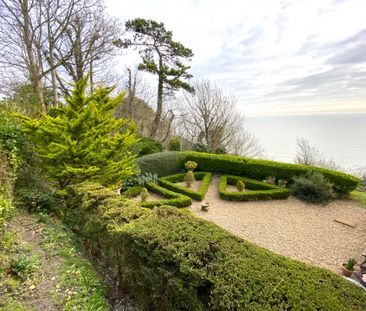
[189,176,366,273]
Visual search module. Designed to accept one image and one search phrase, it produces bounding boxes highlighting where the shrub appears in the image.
[159,172,212,201]
[220,175,290,201]
[168,137,181,151]
[137,151,186,177]
[236,179,245,191]
[182,151,359,194]
[192,143,212,153]
[121,186,142,198]
[66,183,366,310]
[291,171,334,204]
[142,182,192,208]
[14,187,60,212]
[135,137,163,156]
[122,172,158,189]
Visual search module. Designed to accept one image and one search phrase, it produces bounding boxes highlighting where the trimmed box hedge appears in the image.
[66,183,366,310]
[182,152,359,194]
[158,172,212,201]
[141,182,191,208]
[219,175,290,201]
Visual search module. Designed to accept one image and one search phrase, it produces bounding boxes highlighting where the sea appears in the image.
[245,113,366,170]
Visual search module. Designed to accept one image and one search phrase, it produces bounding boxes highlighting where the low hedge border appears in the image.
[141,182,192,208]
[183,152,359,194]
[219,175,290,201]
[65,183,366,310]
[158,172,212,201]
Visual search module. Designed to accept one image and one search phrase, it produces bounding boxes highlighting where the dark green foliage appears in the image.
[18,75,139,189]
[220,175,290,201]
[137,151,186,176]
[291,172,335,204]
[142,182,191,208]
[159,172,212,201]
[121,186,142,198]
[213,146,227,154]
[67,183,366,310]
[182,152,359,194]
[14,187,61,212]
[192,143,212,153]
[168,137,181,151]
[134,137,163,156]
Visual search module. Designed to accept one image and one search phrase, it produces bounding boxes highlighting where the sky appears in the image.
[105,0,366,117]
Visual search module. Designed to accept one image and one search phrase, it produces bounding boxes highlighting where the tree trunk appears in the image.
[150,58,163,138]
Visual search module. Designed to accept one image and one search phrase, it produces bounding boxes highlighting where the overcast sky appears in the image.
[106,0,366,117]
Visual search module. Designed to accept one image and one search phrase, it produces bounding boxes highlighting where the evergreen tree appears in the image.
[18,74,139,189]
[115,18,194,138]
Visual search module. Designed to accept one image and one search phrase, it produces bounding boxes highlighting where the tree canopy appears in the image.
[115,18,194,138]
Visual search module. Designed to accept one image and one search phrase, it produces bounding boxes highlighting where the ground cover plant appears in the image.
[64,182,366,310]
[158,172,212,201]
[219,175,290,201]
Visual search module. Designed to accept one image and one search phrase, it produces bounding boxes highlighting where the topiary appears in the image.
[168,137,181,151]
[184,171,195,187]
[185,161,198,171]
[137,152,186,177]
[291,171,334,204]
[236,180,245,192]
[140,187,149,202]
[135,137,163,156]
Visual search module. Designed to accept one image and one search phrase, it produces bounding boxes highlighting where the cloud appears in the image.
[105,0,366,116]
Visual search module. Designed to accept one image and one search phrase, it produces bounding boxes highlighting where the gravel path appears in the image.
[189,176,366,273]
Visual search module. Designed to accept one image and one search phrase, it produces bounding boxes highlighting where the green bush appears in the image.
[192,143,212,153]
[142,182,191,208]
[291,171,334,204]
[14,187,60,212]
[168,137,181,151]
[121,186,142,198]
[135,137,163,157]
[137,151,186,177]
[159,172,212,201]
[66,183,366,310]
[182,152,359,194]
[219,175,290,201]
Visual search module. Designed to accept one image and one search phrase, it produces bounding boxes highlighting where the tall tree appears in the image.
[18,74,139,189]
[116,18,194,139]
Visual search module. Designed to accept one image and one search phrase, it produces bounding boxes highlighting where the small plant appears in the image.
[291,171,334,204]
[140,187,150,202]
[345,258,357,271]
[236,180,245,192]
[185,161,198,171]
[264,176,276,185]
[9,255,39,280]
[123,173,158,189]
[184,171,195,187]
[278,179,288,188]
[168,137,181,151]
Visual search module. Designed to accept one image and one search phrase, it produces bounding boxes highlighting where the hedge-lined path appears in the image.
[189,176,366,273]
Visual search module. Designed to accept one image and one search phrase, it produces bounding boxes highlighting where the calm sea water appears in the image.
[245,114,366,168]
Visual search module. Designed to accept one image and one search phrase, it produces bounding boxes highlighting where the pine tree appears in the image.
[18,74,139,189]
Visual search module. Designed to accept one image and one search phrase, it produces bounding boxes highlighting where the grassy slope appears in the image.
[0,209,108,311]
